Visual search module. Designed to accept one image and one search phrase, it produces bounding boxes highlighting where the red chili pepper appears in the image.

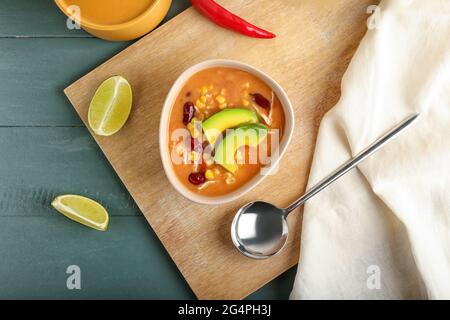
[190,0,276,39]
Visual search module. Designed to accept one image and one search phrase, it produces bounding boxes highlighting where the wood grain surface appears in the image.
[64,0,375,299]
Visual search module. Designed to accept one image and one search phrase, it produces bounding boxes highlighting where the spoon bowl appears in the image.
[231,201,288,259]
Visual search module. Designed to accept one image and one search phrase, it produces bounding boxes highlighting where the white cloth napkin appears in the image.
[290,0,450,299]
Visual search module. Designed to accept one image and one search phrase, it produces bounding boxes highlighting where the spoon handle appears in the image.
[284,113,420,214]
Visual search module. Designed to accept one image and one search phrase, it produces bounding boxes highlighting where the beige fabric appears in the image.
[291,0,450,299]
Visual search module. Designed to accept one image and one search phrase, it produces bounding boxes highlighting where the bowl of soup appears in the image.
[55,0,171,41]
[160,59,294,204]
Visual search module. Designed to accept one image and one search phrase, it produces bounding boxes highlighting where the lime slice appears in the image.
[51,195,109,231]
[88,76,132,136]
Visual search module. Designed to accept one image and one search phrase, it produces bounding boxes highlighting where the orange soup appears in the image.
[168,67,285,197]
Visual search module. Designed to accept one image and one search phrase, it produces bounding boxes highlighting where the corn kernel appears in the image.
[200,95,207,103]
[214,168,221,175]
[244,82,250,89]
[200,86,209,95]
[205,169,215,181]
[219,103,227,109]
[242,99,250,107]
[195,99,206,109]
[215,95,226,104]
[176,144,185,156]
[187,121,201,139]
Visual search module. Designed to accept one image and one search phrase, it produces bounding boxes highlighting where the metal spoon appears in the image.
[231,113,420,259]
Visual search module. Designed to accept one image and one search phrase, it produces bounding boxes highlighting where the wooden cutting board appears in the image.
[64,0,376,299]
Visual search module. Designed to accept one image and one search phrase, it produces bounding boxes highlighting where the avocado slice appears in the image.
[214,123,269,174]
[202,108,259,145]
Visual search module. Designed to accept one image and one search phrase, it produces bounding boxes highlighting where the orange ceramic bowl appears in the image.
[55,0,172,41]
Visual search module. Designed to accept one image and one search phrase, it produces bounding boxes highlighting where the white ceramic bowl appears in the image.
[159,59,294,205]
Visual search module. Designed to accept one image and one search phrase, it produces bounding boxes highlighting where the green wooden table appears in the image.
[0,0,296,299]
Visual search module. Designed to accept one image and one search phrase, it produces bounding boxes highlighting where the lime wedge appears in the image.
[51,195,109,231]
[88,75,132,136]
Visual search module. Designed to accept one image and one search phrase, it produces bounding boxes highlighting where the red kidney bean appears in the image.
[183,101,195,125]
[191,137,203,152]
[250,93,271,109]
[188,172,206,185]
